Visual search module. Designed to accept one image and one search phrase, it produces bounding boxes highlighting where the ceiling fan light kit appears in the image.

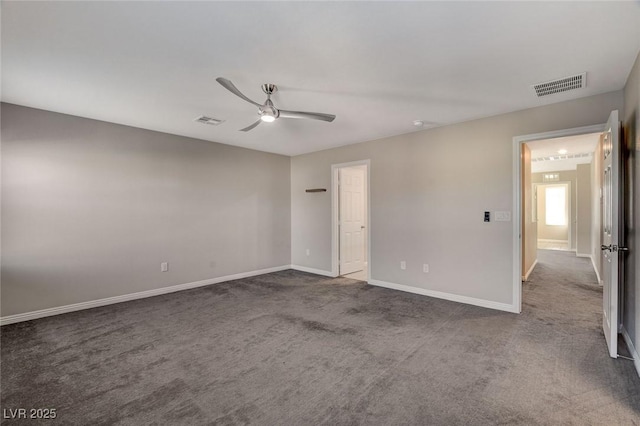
[216,77,336,132]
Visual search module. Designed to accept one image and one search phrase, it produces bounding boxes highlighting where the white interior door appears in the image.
[601,110,621,359]
[339,167,365,275]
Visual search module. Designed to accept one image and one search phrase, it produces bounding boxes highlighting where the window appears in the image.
[545,186,567,226]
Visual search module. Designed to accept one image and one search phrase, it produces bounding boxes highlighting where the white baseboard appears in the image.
[522,259,538,281]
[290,265,336,277]
[575,254,602,285]
[0,265,291,326]
[621,327,640,378]
[368,279,518,313]
[590,256,602,285]
[538,239,569,243]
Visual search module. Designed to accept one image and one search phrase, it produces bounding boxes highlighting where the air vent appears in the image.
[532,73,586,97]
[195,116,225,126]
[531,152,592,162]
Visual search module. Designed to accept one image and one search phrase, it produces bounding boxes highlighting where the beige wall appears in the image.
[622,51,639,358]
[291,91,623,307]
[522,144,537,279]
[532,171,577,246]
[1,104,292,317]
[576,163,592,256]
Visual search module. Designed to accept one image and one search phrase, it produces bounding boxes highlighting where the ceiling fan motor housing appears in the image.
[259,99,279,121]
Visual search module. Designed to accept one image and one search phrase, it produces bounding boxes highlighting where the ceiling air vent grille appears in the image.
[532,73,586,97]
[531,152,592,162]
[195,116,225,126]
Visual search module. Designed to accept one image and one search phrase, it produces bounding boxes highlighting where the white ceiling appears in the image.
[528,132,601,173]
[2,2,639,156]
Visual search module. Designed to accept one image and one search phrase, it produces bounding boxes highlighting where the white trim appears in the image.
[574,253,602,284]
[369,279,518,313]
[290,264,336,277]
[537,238,569,244]
[621,327,640,378]
[331,159,371,280]
[522,259,538,281]
[591,256,602,285]
[0,265,291,326]
[513,123,606,315]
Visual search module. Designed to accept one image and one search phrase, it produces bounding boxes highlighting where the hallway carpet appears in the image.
[2,252,639,425]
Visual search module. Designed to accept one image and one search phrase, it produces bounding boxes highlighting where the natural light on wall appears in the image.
[545,186,567,226]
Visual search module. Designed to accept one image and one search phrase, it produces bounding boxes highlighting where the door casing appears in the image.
[512,124,606,313]
[332,160,371,279]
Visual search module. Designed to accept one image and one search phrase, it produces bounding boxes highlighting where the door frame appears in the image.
[332,159,371,279]
[512,124,605,313]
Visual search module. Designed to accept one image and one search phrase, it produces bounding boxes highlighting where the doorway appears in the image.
[513,113,623,359]
[535,182,571,251]
[516,127,605,291]
[332,160,370,281]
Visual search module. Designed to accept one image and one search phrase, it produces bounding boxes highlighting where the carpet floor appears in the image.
[2,251,639,425]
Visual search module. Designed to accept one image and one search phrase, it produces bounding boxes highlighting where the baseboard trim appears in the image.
[538,239,569,244]
[590,255,602,285]
[368,279,518,313]
[0,265,291,326]
[290,265,336,278]
[621,327,640,378]
[576,254,602,285]
[522,259,538,281]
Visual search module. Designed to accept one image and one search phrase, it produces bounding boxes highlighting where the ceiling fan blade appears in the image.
[278,110,335,122]
[216,77,262,107]
[239,119,262,132]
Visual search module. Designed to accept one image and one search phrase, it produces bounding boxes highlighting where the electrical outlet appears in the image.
[161,262,168,272]
[400,261,406,270]
[306,249,310,256]
[423,264,429,273]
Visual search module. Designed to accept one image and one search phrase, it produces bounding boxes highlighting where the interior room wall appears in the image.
[622,50,639,367]
[291,91,623,310]
[532,171,577,248]
[1,103,292,317]
[522,144,537,279]
[576,163,592,256]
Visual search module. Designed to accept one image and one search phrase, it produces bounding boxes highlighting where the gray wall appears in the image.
[291,91,623,306]
[622,51,639,357]
[576,163,592,256]
[1,104,291,317]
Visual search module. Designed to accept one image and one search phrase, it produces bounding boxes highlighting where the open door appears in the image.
[601,110,623,358]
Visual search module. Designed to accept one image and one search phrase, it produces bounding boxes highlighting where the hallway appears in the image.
[521,249,639,421]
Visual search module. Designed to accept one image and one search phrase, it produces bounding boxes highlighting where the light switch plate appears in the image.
[494,211,511,222]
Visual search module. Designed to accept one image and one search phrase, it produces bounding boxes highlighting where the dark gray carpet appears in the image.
[2,252,639,425]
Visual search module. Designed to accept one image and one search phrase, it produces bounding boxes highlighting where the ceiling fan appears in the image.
[216,77,336,132]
